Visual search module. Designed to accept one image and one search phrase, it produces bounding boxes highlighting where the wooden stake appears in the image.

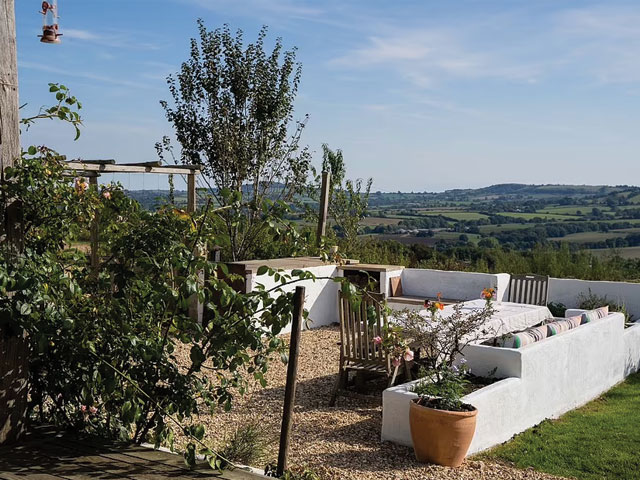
[276,286,305,477]
[89,176,100,274]
[187,173,196,214]
[0,0,28,445]
[316,171,330,247]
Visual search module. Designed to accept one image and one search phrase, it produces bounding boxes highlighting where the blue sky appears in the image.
[14,0,640,191]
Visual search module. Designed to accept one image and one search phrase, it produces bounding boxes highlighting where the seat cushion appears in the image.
[547,315,581,335]
[581,306,609,324]
[497,325,548,348]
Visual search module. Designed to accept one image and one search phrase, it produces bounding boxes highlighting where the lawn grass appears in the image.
[482,372,640,480]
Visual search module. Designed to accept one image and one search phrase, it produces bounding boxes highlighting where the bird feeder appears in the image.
[39,1,62,44]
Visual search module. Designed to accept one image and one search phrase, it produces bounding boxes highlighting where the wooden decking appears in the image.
[0,427,264,480]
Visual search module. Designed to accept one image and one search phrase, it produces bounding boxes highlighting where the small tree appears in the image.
[161,21,310,261]
[309,144,372,250]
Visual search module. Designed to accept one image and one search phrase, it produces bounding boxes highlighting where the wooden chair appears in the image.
[508,274,550,306]
[330,291,406,406]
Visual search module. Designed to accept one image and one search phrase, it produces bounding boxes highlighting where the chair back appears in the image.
[508,274,549,306]
[338,291,388,367]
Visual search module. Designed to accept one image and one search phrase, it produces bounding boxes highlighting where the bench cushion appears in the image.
[581,306,609,324]
[497,325,548,348]
[546,315,581,336]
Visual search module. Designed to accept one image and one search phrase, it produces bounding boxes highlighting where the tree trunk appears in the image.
[0,0,28,445]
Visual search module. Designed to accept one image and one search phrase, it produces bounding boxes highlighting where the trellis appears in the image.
[63,158,202,271]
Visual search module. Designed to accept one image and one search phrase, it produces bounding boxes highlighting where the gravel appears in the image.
[175,326,568,480]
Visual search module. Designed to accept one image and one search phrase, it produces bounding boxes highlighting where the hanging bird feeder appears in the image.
[39,1,62,44]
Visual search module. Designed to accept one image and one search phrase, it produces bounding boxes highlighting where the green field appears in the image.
[536,205,610,215]
[499,212,581,220]
[591,246,640,259]
[432,231,481,243]
[420,211,488,221]
[477,223,539,233]
[361,216,402,226]
[549,231,623,243]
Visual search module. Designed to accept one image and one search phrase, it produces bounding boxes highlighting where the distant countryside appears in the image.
[130,182,640,262]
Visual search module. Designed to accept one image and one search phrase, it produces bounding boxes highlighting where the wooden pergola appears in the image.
[63,158,203,271]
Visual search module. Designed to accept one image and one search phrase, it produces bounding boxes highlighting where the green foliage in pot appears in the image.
[412,364,474,412]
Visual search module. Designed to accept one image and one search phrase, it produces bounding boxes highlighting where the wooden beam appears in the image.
[76,159,115,165]
[0,0,28,446]
[276,286,305,477]
[316,171,331,247]
[64,161,202,175]
[119,161,162,167]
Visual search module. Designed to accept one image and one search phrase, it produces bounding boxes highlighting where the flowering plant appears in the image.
[373,325,414,369]
[395,299,494,411]
[481,287,496,306]
[424,292,445,318]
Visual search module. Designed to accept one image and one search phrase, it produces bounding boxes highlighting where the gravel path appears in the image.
[177,326,568,480]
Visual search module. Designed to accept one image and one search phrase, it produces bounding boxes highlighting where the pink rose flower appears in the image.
[89,406,98,415]
[392,357,401,367]
[102,190,111,199]
[80,405,87,413]
[373,336,382,345]
[403,349,414,362]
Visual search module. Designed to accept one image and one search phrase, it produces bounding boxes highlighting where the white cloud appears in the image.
[18,61,155,90]
[331,28,542,88]
[63,29,100,41]
[180,0,323,19]
[555,5,640,84]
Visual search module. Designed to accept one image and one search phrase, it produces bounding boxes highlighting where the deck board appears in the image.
[0,428,264,480]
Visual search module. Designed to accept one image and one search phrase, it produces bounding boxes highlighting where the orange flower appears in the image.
[435,302,444,310]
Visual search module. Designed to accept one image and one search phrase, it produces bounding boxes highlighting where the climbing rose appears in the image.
[392,357,401,367]
[89,406,98,415]
[102,190,111,199]
[373,336,382,345]
[80,405,87,413]
[403,349,414,362]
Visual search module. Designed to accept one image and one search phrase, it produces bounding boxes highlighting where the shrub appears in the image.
[577,289,631,321]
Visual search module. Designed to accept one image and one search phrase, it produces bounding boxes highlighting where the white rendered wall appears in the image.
[250,265,340,334]
[624,322,640,376]
[549,277,640,319]
[382,313,634,455]
[400,269,509,302]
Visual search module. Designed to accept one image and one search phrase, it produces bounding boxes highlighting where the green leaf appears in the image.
[257,265,268,276]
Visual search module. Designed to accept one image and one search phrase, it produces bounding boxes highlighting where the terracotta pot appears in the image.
[409,398,477,467]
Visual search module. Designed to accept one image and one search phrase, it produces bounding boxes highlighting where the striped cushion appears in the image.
[581,306,609,324]
[498,325,548,348]
[546,315,581,335]
[547,319,572,336]
[567,315,582,329]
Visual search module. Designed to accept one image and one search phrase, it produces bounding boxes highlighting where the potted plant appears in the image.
[394,290,495,467]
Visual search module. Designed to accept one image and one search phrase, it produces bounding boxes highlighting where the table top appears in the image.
[395,299,552,343]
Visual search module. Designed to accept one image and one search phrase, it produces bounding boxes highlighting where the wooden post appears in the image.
[276,286,305,477]
[316,171,330,247]
[0,0,28,445]
[187,173,196,215]
[89,176,100,274]
[186,173,202,322]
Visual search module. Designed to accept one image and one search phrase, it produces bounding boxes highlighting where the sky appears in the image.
[13,0,640,191]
